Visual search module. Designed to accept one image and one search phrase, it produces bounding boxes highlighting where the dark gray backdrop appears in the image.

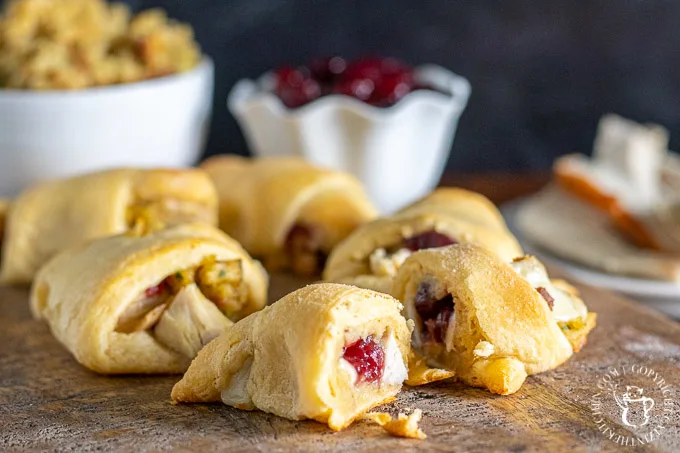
[123,0,680,171]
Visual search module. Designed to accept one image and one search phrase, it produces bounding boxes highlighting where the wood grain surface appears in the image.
[2,273,680,453]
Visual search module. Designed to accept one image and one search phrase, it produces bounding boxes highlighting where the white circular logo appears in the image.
[590,364,674,446]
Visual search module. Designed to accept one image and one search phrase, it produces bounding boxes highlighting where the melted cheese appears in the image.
[220,357,253,408]
[369,248,412,277]
[473,341,495,358]
[382,334,408,385]
[510,257,587,323]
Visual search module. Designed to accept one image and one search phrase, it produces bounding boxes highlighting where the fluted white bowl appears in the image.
[0,58,214,197]
[228,64,471,213]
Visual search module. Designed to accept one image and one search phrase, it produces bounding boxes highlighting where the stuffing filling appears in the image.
[509,256,588,328]
[284,223,328,277]
[368,230,456,278]
[339,333,407,386]
[115,256,247,358]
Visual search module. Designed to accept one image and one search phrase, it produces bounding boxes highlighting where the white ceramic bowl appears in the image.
[0,58,214,197]
[228,64,471,213]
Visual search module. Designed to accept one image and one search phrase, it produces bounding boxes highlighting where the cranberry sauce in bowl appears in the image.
[273,57,447,109]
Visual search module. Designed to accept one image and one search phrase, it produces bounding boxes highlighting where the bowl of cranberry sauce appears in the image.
[228,57,470,213]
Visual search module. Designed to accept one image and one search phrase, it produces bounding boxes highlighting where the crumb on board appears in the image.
[362,409,427,440]
[405,351,456,386]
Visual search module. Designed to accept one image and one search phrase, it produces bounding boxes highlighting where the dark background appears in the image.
[125,0,680,171]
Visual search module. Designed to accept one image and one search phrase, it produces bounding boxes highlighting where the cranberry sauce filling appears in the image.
[145,280,169,298]
[285,223,327,276]
[415,281,455,343]
[402,230,456,252]
[536,287,555,310]
[342,336,385,384]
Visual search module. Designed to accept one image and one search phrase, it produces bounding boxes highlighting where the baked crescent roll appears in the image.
[172,283,412,431]
[30,223,268,374]
[392,244,595,395]
[323,188,523,293]
[200,156,377,277]
[1,168,218,285]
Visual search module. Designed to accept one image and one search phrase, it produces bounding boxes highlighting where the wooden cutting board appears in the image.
[2,273,680,453]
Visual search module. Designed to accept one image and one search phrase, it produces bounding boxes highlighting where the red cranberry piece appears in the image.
[309,56,346,83]
[414,281,455,343]
[379,58,411,76]
[274,66,308,89]
[402,230,456,251]
[343,58,385,82]
[331,78,375,101]
[145,281,167,298]
[536,287,555,310]
[277,79,321,108]
[372,72,415,104]
[342,336,385,384]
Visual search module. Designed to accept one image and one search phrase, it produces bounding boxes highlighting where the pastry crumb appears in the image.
[362,409,427,440]
[405,351,455,386]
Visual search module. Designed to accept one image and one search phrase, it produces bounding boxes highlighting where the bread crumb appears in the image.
[362,409,427,440]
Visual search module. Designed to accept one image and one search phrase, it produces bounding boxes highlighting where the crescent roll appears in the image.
[172,283,412,431]
[1,168,218,285]
[392,244,596,395]
[323,188,523,293]
[200,156,377,277]
[30,223,268,374]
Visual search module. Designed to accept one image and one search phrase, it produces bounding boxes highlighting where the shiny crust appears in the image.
[392,244,577,395]
[323,188,523,292]
[0,168,219,285]
[172,283,411,431]
[200,156,377,258]
[30,224,267,375]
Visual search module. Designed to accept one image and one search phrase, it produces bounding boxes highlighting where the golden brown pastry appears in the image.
[323,188,523,293]
[391,244,595,395]
[172,283,411,431]
[30,223,267,374]
[200,156,377,277]
[0,168,218,285]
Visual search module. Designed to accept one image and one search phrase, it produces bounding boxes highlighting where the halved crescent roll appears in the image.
[323,188,523,293]
[172,283,411,431]
[200,156,377,277]
[1,168,218,285]
[392,244,595,395]
[30,223,268,374]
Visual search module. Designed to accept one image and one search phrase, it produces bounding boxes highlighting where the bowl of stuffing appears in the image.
[0,0,214,197]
